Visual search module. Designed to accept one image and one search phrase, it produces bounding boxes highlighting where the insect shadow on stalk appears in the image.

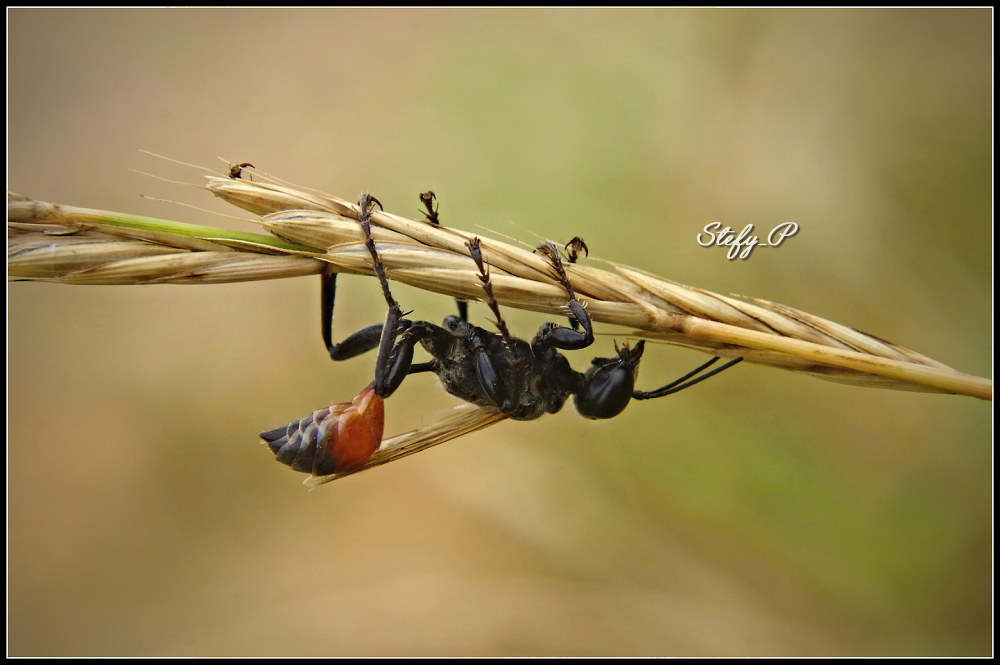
[261,192,743,476]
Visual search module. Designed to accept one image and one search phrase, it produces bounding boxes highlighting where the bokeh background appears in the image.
[7,9,992,657]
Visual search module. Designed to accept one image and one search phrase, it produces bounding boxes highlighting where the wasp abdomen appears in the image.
[261,382,385,476]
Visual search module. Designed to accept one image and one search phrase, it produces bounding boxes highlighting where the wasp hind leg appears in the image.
[353,193,439,399]
[320,264,386,361]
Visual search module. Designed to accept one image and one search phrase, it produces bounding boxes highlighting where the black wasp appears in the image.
[261,193,743,476]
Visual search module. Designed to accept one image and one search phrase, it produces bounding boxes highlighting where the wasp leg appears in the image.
[320,265,387,361]
[465,237,514,341]
[531,242,594,352]
[407,361,437,374]
[562,238,588,330]
[457,237,534,413]
[353,193,445,399]
[420,191,469,323]
[317,194,393,362]
[633,357,744,400]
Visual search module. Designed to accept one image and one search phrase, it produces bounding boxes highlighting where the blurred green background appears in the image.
[7,9,991,657]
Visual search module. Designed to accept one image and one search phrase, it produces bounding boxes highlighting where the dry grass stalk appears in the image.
[7,177,991,403]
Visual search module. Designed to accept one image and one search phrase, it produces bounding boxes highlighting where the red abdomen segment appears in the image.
[261,383,385,476]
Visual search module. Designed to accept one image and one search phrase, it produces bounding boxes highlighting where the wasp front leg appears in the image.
[531,242,595,352]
